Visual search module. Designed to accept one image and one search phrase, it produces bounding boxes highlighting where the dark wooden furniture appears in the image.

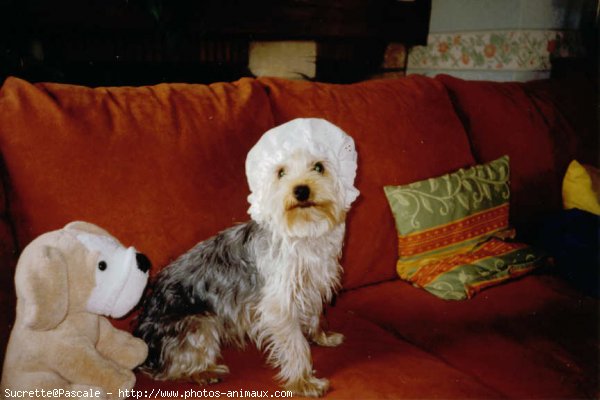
[0,0,431,85]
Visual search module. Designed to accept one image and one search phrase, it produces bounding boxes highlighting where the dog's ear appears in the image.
[64,221,112,238]
[17,245,69,330]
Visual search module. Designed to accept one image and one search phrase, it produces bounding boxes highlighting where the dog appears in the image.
[134,118,359,397]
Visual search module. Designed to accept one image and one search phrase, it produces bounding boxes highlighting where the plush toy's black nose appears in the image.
[136,252,152,273]
[293,185,310,202]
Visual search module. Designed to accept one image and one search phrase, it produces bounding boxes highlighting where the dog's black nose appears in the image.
[136,252,152,273]
[293,185,310,202]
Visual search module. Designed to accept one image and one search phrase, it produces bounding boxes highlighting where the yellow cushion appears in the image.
[562,160,600,215]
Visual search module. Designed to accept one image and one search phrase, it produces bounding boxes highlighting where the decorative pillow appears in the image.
[562,160,600,216]
[384,156,545,300]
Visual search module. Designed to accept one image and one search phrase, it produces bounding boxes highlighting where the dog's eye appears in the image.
[313,162,325,174]
[277,168,286,179]
[98,261,107,271]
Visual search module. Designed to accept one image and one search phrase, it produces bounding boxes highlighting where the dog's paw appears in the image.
[191,364,230,386]
[286,376,330,398]
[313,331,344,347]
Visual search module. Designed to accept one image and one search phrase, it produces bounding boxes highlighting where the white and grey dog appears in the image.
[134,118,359,397]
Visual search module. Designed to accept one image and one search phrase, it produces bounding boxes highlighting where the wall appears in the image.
[407,0,590,81]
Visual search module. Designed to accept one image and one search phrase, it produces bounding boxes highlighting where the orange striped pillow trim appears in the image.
[408,240,528,287]
[398,203,509,257]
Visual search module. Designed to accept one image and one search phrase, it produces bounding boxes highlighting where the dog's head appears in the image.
[246,118,359,238]
[15,221,151,330]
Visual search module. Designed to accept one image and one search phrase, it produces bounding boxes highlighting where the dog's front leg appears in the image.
[259,307,329,397]
[306,313,344,348]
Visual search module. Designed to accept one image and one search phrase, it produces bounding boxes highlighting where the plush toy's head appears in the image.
[15,221,151,331]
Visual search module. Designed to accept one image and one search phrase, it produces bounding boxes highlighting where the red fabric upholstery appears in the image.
[338,275,599,398]
[0,77,274,273]
[0,203,14,274]
[523,78,599,168]
[0,165,16,371]
[260,76,476,289]
[0,162,15,272]
[436,75,573,231]
[134,309,502,399]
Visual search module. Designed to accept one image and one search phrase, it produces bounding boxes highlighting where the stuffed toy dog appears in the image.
[1,222,150,399]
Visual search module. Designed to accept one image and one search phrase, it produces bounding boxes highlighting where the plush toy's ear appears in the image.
[17,245,69,330]
[64,221,112,238]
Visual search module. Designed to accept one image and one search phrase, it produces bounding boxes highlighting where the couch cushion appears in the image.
[436,75,574,236]
[0,165,16,378]
[0,77,274,273]
[260,76,476,289]
[338,276,599,398]
[134,308,501,399]
[0,182,15,273]
[524,77,598,169]
[0,159,16,268]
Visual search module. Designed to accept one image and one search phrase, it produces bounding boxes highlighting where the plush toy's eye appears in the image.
[98,261,107,271]
[313,162,325,174]
[277,168,286,179]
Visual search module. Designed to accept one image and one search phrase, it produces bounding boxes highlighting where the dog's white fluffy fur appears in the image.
[247,120,359,393]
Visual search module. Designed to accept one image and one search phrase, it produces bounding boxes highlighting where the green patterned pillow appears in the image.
[384,156,544,300]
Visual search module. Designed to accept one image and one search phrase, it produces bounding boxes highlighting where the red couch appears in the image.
[0,74,597,399]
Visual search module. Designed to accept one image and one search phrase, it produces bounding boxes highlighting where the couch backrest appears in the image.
[436,74,595,238]
[0,75,476,292]
[0,74,589,293]
[0,77,274,273]
[0,159,17,369]
[0,172,15,272]
[260,76,476,289]
[523,78,598,169]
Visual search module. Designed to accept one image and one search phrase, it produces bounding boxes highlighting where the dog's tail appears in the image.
[132,281,172,377]
[133,273,195,380]
[133,273,216,380]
